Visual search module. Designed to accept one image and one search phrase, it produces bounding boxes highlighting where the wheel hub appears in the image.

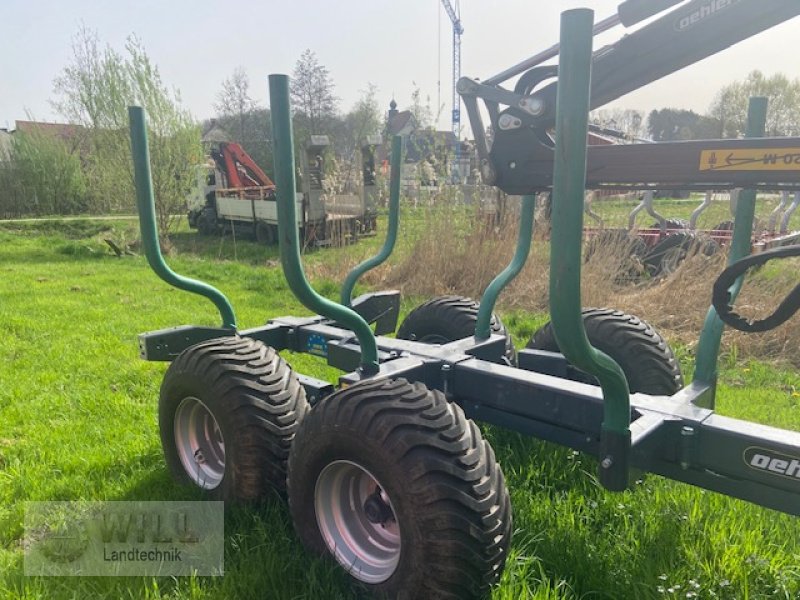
[174,396,225,490]
[315,460,401,584]
[363,488,395,524]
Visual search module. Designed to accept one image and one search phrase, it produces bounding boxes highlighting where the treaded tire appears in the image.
[527,307,683,395]
[255,220,276,245]
[288,377,512,600]
[643,231,718,277]
[585,229,648,261]
[197,207,218,236]
[160,336,309,500]
[650,218,689,230]
[584,230,648,283]
[711,220,735,232]
[396,295,516,365]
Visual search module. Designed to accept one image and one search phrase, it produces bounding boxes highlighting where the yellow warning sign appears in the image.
[699,149,800,171]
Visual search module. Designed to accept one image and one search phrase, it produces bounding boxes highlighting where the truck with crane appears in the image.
[187,137,378,245]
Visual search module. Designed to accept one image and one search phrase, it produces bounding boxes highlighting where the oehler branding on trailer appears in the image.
[744,447,800,480]
[675,0,743,31]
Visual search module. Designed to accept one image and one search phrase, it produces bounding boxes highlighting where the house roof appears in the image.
[15,120,85,141]
[0,130,12,160]
[387,110,415,136]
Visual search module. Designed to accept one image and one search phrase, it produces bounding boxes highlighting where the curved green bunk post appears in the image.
[268,74,379,376]
[547,9,631,491]
[128,106,237,330]
[693,97,768,396]
[341,135,403,307]
[475,194,536,340]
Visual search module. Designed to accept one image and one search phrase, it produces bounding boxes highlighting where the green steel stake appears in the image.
[268,74,379,375]
[341,136,403,307]
[128,106,237,330]
[476,194,536,339]
[694,97,768,398]
[548,9,631,491]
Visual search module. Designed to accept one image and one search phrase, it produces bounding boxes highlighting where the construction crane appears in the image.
[440,0,463,141]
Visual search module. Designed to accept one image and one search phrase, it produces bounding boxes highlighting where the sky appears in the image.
[2,0,799,135]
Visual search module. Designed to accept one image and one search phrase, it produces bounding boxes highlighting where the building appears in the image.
[9,120,90,162]
[384,100,465,184]
[0,129,12,161]
[14,120,85,141]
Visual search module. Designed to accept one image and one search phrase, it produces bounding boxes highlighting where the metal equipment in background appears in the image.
[360,134,383,233]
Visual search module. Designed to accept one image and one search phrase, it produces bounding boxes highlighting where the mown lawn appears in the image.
[1,216,799,600]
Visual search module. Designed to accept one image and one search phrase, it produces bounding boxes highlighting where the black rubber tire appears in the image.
[585,229,648,261]
[584,230,648,283]
[643,231,718,277]
[255,221,276,245]
[527,307,683,395]
[396,295,517,365]
[650,218,689,230]
[287,377,512,600]
[711,220,735,232]
[160,336,309,500]
[197,207,218,236]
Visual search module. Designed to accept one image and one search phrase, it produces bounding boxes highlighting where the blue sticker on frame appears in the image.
[307,334,328,357]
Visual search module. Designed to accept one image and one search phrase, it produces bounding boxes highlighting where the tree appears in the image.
[210,68,273,176]
[331,84,382,159]
[3,127,88,216]
[290,49,338,143]
[52,27,202,237]
[407,84,433,130]
[647,108,721,141]
[325,85,383,193]
[214,67,257,143]
[591,108,646,140]
[709,70,800,137]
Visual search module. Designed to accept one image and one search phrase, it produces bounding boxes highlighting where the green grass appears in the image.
[1,217,799,599]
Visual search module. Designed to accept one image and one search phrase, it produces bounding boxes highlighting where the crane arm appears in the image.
[219,142,275,189]
[440,0,463,33]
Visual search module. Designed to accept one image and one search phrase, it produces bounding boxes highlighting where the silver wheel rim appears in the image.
[174,396,225,490]
[315,460,401,583]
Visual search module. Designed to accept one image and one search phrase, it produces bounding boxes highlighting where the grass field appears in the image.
[1,205,800,600]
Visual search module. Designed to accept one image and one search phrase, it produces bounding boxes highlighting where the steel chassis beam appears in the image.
[138,319,800,516]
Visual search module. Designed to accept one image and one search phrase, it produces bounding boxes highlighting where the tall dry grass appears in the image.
[315,199,800,366]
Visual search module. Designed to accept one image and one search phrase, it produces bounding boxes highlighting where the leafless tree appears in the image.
[214,67,258,142]
[290,49,338,142]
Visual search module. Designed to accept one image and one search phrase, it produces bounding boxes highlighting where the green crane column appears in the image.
[341,136,403,306]
[128,106,237,330]
[268,74,379,375]
[475,194,536,339]
[693,97,768,398]
[548,9,631,491]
